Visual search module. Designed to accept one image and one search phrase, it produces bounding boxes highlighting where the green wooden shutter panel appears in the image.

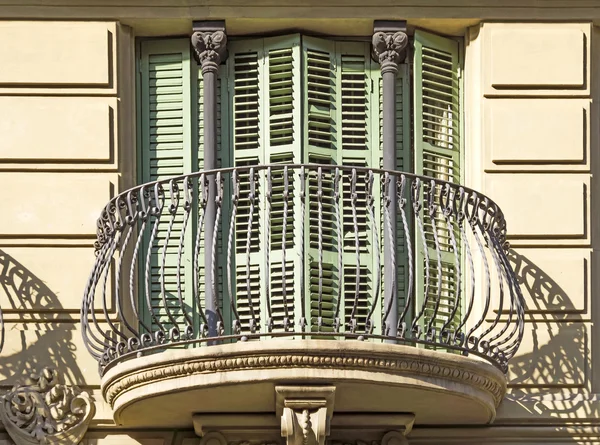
[229,36,304,334]
[264,36,302,333]
[229,40,264,333]
[139,39,194,333]
[414,30,462,340]
[302,37,338,333]
[338,43,378,333]
[138,34,417,339]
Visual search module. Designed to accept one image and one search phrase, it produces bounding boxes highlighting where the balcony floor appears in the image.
[102,339,506,428]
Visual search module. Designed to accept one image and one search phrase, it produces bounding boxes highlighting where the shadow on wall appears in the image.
[0,249,85,387]
[501,249,597,421]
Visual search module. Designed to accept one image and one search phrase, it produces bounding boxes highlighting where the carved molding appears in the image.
[372,21,409,73]
[191,21,228,74]
[103,350,506,409]
[276,387,335,445]
[0,367,95,445]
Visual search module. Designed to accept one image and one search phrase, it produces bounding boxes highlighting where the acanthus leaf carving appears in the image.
[372,31,409,73]
[0,367,95,445]
[191,29,228,74]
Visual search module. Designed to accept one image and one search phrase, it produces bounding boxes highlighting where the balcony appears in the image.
[82,164,523,434]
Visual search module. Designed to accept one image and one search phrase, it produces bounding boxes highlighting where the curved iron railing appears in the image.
[82,164,524,375]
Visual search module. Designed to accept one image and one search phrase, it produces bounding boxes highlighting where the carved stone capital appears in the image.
[192,21,228,75]
[372,20,408,74]
[276,386,335,445]
[0,367,95,445]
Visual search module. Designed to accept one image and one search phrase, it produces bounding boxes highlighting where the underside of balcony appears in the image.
[102,340,506,428]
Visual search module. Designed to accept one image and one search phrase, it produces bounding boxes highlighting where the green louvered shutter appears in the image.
[263,36,303,333]
[228,36,303,335]
[373,62,412,335]
[228,38,265,335]
[139,39,195,333]
[301,39,385,335]
[413,30,462,341]
[336,42,381,335]
[302,37,339,333]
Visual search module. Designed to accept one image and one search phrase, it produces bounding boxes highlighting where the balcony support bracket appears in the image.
[276,386,336,445]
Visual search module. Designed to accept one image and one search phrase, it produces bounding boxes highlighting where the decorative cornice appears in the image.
[191,20,228,75]
[102,350,506,408]
[0,367,95,445]
[372,20,408,74]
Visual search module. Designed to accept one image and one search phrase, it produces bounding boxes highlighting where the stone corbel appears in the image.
[0,367,95,445]
[276,386,335,445]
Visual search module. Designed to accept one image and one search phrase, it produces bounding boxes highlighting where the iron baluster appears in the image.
[245,167,258,334]
[299,166,307,332]
[349,169,360,334]
[397,174,413,335]
[317,167,324,331]
[333,168,342,333]
[366,170,380,336]
[282,165,290,332]
[265,168,273,331]
[228,170,241,335]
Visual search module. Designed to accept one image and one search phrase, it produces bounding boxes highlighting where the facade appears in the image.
[0,1,598,444]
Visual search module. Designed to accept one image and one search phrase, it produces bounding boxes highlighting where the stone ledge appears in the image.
[101,340,507,428]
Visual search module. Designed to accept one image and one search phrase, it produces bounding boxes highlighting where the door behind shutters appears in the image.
[413,29,462,343]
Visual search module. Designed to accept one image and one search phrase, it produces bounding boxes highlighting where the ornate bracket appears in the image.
[371,20,409,74]
[0,367,95,445]
[191,21,228,75]
[276,386,335,445]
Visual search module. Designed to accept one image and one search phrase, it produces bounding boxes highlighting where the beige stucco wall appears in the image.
[0,20,136,433]
[464,21,600,438]
[0,15,599,445]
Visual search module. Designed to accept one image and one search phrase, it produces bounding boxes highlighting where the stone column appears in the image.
[372,21,408,338]
[192,21,228,339]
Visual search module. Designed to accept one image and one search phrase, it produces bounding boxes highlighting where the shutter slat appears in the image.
[140,39,194,335]
[414,30,462,345]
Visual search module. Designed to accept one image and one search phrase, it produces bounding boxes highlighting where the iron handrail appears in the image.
[82,164,524,376]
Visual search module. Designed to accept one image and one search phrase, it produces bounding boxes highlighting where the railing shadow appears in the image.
[0,249,85,387]
[500,249,595,421]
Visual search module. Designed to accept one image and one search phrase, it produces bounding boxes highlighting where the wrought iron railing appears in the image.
[82,164,524,375]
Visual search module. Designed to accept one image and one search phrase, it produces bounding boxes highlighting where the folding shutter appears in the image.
[228,35,303,335]
[336,42,381,335]
[413,30,462,341]
[263,36,303,333]
[138,39,195,333]
[302,36,339,333]
[228,37,266,335]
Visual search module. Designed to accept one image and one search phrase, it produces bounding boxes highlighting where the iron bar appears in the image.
[82,163,522,376]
